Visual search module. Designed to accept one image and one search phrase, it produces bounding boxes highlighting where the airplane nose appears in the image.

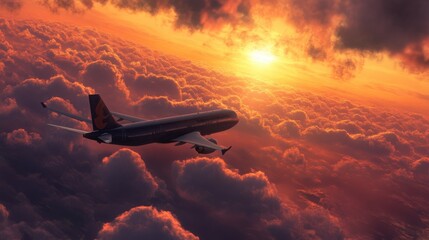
[226,109,236,117]
[229,110,239,123]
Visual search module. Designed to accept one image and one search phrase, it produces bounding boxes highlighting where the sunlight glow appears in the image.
[249,49,276,65]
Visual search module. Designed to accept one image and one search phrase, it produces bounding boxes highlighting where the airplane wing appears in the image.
[173,131,231,155]
[42,102,144,123]
[111,111,145,123]
[47,123,89,134]
[41,102,92,123]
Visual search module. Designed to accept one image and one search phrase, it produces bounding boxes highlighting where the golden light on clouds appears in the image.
[3,0,427,114]
[249,49,277,65]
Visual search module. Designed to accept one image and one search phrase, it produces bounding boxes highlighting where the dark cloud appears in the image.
[0,0,22,11]
[40,0,93,12]
[36,0,252,29]
[412,157,429,176]
[173,157,281,217]
[276,120,301,138]
[288,110,308,122]
[283,0,429,72]
[336,1,429,53]
[132,74,182,100]
[172,157,342,239]
[81,60,129,100]
[335,120,363,134]
[98,149,159,203]
[98,206,199,240]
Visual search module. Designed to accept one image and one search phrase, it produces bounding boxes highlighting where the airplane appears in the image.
[41,94,239,155]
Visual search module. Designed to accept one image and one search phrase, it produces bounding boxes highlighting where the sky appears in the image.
[0,0,428,239]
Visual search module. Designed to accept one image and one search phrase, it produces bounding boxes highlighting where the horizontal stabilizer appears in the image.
[221,146,232,155]
[41,102,91,123]
[47,123,88,134]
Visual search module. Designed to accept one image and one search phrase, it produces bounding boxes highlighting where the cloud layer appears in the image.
[0,18,428,239]
[6,0,429,75]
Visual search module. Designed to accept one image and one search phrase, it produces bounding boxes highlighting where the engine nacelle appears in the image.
[194,138,217,154]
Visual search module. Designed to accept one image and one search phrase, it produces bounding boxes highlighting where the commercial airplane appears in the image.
[41,94,239,155]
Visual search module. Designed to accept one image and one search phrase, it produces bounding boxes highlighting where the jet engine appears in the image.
[194,138,217,154]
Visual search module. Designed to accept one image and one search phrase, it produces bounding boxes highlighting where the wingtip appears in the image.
[41,102,47,108]
[221,146,232,155]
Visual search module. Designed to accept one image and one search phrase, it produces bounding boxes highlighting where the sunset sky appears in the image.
[4,0,429,114]
[0,0,429,239]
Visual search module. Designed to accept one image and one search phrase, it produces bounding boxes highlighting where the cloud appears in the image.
[132,74,181,100]
[133,96,221,118]
[275,120,301,138]
[334,120,363,134]
[37,0,252,29]
[302,126,396,156]
[282,147,306,165]
[98,149,159,203]
[97,206,199,240]
[0,0,22,11]
[288,110,308,122]
[282,0,429,72]
[6,128,41,145]
[0,204,9,222]
[11,74,93,112]
[336,1,429,53]
[172,157,342,239]
[173,157,281,216]
[81,60,129,100]
[412,157,429,176]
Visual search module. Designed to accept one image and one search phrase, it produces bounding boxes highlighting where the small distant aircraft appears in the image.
[42,94,239,155]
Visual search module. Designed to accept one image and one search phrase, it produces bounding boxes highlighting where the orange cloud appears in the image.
[98,206,199,240]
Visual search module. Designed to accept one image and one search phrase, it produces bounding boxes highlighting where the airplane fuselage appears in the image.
[83,109,239,146]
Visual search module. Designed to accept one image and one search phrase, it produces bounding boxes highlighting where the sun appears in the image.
[249,49,277,65]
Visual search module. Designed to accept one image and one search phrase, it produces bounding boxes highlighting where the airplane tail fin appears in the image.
[89,94,121,131]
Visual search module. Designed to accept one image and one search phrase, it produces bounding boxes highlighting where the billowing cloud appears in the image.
[172,157,342,239]
[98,206,199,240]
[173,157,281,216]
[303,126,398,156]
[6,128,41,145]
[132,74,181,100]
[276,120,301,138]
[81,60,129,100]
[282,147,306,165]
[98,149,159,203]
